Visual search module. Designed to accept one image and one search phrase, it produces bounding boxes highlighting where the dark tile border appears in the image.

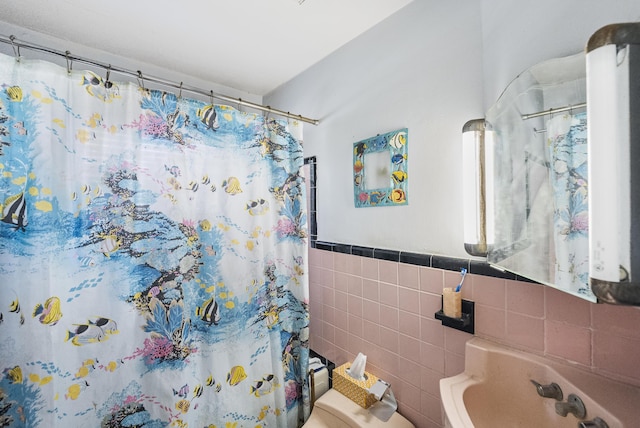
[431,255,469,272]
[399,251,431,267]
[333,243,351,254]
[314,241,335,251]
[351,246,374,258]
[311,240,536,283]
[373,248,400,262]
[304,157,318,242]
[305,151,530,283]
[468,259,517,280]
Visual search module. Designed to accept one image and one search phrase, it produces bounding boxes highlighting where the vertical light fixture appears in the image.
[462,119,494,257]
[586,22,640,305]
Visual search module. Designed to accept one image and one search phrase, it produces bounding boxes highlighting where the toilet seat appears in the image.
[304,389,415,427]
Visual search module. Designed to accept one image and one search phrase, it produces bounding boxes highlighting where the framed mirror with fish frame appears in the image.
[353,128,408,207]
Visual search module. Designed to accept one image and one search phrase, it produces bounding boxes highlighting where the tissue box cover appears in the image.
[332,362,379,408]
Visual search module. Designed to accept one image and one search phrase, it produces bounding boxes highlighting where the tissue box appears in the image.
[332,362,379,408]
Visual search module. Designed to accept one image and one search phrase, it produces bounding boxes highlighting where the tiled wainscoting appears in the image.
[308,246,640,428]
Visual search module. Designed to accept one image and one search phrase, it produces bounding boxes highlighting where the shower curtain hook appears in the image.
[65,51,72,74]
[178,82,183,99]
[210,90,214,106]
[236,97,242,112]
[137,70,145,90]
[10,35,21,61]
[104,65,113,89]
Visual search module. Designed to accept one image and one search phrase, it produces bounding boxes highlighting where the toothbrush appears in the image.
[455,268,467,292]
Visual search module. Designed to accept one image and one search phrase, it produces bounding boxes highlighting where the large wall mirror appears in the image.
[485,52,595,302]
[475,22,640,306]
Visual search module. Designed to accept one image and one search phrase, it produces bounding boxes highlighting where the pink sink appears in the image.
[440,338,640,428]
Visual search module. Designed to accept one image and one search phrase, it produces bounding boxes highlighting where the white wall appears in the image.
[266,0,640,259]
[0,21,262,106]
[266,0,485,258]
[482,0,640,110]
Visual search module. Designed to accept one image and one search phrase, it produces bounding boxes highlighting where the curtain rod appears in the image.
[521,102,587,120]
[0,35,320,126]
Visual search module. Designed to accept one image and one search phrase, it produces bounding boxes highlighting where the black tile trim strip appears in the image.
[312,241,532,282]
[468,259,518,280]
[399,251,431,266]
[304,156,318,248]
[431,255,469,272]
[314,241,335,251]
[351,246,374,258]
[373,248,400,262]
[333,243,351,254]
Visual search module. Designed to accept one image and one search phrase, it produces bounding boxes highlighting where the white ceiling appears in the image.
[0,0,413,96]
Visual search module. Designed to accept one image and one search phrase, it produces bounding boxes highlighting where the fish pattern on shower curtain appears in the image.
[546,112,592,299]
[0,53,309,427]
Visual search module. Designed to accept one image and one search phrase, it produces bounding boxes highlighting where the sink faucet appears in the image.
[555,393,586,419]
[578,417,609,428]
[530,379,563,400]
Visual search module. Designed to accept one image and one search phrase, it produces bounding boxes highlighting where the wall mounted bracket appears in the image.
[435,298,475,334]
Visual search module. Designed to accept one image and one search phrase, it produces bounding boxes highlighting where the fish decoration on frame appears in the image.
[353,128,408,207]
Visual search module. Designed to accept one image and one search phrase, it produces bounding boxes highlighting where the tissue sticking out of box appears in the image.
[333,362,379,408]
[346,352,367,381]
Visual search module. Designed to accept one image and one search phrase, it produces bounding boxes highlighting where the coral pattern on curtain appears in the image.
[0,52,309,427]
[546,112,591,299]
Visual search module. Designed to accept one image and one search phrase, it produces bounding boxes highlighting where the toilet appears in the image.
[304,388,415,427]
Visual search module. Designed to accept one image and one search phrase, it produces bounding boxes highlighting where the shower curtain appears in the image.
[546,112,591,298]
[0,52,309,427]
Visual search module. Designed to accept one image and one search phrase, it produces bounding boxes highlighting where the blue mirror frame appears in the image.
[353,128,408,207]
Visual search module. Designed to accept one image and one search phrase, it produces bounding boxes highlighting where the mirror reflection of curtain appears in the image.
[0,52,309,427]
[485,52,595,301]
[546,112,592,298]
